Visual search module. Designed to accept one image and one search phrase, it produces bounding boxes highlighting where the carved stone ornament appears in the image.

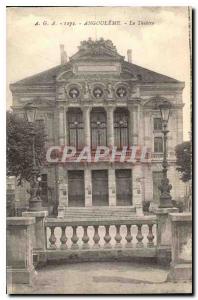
[107,83,114,99]
[78,38,117,53]
[93,86,103,98]
[68,87,80,99]
[116,86,127,98]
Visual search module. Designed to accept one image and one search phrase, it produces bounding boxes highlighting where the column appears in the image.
[137,104,144,146]
[58,106,65,146]
[132,163,144,216]
[84,168,92,206]
[82,106,91,147]
[64,107,68,145]
[129,105,138,145]
[108,168,116,206]
[106,106,115,147]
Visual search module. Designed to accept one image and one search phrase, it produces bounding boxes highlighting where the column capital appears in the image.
[128,104,138,112]
[82,105,91,113]
[105,105,116,113]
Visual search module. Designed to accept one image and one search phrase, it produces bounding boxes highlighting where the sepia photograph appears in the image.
[6,6,192,294]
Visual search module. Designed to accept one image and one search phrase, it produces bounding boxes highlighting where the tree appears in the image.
[7,111,46,185]
[175,141,192,182]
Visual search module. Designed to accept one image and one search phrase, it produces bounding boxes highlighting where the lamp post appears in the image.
[158,100,173,208]
[24,103,43,211]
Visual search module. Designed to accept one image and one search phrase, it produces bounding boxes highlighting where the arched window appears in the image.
[91,108,107,149]
[114,108,129,149]
[68,108,84,150]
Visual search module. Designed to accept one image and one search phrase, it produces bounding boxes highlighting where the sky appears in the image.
[7,6,191,140]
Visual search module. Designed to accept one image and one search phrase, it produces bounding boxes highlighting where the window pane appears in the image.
[114,109,129,148]
[154,118,162,130]
[91,109,107,148]
[68,109,83,149]
[154,137,163,153]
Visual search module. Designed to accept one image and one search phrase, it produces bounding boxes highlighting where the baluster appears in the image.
[125,224,133,248]
[136,224,144,248]
[114,225,122,248]
[49,226,56,249]
[82,226,89,249]
[104,225,111,248]
[93,225,100,248]
[147,224,154,247]
[71,226,79,249]
[60,226,67,250]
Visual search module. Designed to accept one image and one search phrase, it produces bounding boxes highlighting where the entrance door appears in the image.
[92,170,109,206]
[68,170,85,207]
[153,171,163,205]
[116,169,132,206]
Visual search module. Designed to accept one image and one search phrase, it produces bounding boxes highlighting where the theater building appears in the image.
[10,39,185,217]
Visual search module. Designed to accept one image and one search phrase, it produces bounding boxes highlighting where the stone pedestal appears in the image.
[22,211,48,251]
[167,213,192,282]
[7,217,36,286]
[155,207,178,265]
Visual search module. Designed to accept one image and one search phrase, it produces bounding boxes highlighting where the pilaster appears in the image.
[84,168,92,207]
[57,167,68,217]
[108,168,116,206]
[132,163,144,216]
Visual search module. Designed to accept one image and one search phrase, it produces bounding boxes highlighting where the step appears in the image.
[63,206,136,219]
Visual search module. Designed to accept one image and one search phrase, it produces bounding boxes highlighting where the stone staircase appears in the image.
[62,206,136,220]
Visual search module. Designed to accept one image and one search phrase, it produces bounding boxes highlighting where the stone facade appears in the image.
[10,39,186,216]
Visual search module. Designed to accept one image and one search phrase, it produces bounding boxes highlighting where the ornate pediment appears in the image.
[70,38,124,62]
[143,96,173,109]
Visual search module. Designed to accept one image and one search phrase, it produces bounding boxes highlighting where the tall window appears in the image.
[91,108,107,149]
[114,108,129,149]
[154,118,162,131]
[154,137,163,153]
[68,108,84,150]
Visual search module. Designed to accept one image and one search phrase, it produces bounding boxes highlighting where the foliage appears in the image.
[7,111,46,185]
[175,141,192,183]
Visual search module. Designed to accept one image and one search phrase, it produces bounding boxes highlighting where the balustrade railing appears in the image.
[45,216,157,251]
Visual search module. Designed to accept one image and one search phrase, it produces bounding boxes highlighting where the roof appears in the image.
[10,39,182,87]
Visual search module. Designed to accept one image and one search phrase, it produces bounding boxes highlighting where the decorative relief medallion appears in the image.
[68,87,80,99]
[116,86,127,98]
[93,86,104,98]
[65,83,82,100]
[64,81,133,101]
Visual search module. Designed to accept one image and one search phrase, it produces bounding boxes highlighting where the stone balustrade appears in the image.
[45,216,157,250]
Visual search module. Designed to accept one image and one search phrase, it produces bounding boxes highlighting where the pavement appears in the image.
[7,262,192,294]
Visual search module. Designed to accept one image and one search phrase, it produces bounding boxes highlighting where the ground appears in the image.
[8,262,192,294]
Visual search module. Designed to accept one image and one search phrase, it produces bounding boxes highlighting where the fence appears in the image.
[6,211,192,285]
